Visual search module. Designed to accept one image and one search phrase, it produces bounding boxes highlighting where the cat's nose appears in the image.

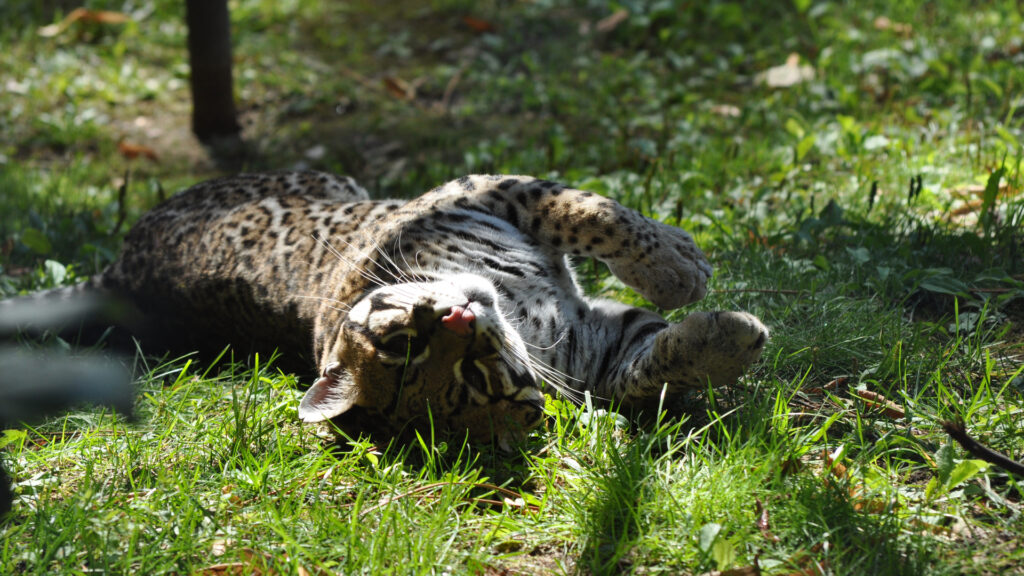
[441,304,475,336]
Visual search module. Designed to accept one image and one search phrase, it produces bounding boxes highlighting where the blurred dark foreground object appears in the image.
[0,290,138,343]
[0,348,135,425]
[0,295,135,519]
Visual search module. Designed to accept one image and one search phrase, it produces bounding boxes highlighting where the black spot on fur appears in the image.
[505,203,519,225]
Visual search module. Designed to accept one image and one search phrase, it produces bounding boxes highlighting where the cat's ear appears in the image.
[298,363,360,422]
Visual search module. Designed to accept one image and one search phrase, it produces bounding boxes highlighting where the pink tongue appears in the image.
[442,305,475,336]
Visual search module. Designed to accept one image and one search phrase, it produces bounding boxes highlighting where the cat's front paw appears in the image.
[659,310,768,387]
[607,220,712,309]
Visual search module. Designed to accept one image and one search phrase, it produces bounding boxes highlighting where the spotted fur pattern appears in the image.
[43,171,770,446]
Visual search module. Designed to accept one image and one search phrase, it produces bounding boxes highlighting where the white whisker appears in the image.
[291,294,352,310]
[394,231,429,283]
[370,238,410,284]
[312,232,390,288]
[523,329,568,351]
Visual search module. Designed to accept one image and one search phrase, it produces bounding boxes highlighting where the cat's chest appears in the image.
[405,213,586,360]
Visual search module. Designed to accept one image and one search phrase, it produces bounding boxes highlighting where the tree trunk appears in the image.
[185,0,241,143]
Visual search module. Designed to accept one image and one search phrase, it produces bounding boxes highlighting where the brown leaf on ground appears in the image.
[462,16,495,33]
[117,140,159,162]
[780,456,802,477]
[820,448,896,515]
[805,376,847,396]
[823,448,848,480]
[853,498,890,514]
[382,76,415,101]
[38,8,131,37]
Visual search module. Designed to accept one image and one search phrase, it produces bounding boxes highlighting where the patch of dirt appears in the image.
[490,542,577,576]
[110,99,217,174]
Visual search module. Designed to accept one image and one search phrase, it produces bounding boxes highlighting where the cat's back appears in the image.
[99,171,391,360]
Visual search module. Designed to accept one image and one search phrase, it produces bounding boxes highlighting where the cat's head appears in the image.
[298,273,545,448]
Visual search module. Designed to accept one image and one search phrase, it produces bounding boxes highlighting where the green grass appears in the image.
[2,0,1024,573]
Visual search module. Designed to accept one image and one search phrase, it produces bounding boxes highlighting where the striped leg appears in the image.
[434,175,714,309]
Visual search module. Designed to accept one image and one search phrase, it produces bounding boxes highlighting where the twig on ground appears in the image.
[942,420,1024,477]
[440,63,468,113]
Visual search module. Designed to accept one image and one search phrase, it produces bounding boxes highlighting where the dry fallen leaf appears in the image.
[382,76,415,101]
[462,16,495,33]
[38,8,131,37]
[853,498,890,514]
[823,448,848,480]
[118,140,159,162]
[756,53,815,88]
[854,389,905,419]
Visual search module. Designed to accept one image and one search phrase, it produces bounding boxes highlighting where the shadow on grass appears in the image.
[772,476,935,576]
[570,425,660,575]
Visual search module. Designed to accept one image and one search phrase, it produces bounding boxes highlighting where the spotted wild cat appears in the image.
[8,171,768,447]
